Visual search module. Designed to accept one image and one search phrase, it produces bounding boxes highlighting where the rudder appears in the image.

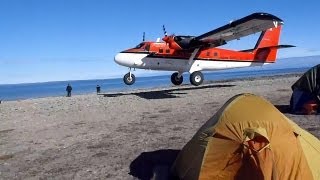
[254,26,282,62]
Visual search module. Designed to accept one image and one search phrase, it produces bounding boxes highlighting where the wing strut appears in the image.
[188,48,200,65]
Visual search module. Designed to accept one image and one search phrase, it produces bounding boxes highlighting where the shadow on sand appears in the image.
[129,149,180,180]
[102,84,235,100]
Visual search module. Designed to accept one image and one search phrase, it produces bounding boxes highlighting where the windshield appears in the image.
[134,43,145,49]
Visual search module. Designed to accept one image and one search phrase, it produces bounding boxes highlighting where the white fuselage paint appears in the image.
[114,53,270,73]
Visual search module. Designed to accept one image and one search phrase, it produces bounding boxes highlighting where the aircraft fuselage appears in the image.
[114,13,290,86]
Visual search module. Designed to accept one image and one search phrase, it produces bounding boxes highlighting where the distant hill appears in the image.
[264,55,320,69]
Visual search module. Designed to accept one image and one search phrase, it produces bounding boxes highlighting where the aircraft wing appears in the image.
[195,13,283,45]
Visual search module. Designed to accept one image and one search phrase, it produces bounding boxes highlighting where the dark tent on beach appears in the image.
[290,64,320,114]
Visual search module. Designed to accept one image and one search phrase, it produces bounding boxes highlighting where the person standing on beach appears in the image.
[66,84,72,97]
[96,85,101,94]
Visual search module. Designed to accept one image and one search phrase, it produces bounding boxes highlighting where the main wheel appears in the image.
[123,73,135,85]
[190,71,203,86]
[171,72,183,85]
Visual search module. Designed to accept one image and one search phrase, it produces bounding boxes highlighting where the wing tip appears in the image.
[251,12,284,23]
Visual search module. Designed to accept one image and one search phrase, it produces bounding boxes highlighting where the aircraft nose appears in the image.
[114,53,131,67]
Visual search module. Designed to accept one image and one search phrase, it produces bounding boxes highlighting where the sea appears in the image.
[0,67,309,101]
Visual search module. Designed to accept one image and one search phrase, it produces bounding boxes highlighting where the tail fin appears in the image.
[253,26,283,62]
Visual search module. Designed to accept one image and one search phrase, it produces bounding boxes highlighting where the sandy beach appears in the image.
[1,74,319,179]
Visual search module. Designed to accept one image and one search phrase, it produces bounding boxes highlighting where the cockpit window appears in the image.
[134,43,145,49]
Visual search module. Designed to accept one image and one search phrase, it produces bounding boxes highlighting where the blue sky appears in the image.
[1,0,320,84]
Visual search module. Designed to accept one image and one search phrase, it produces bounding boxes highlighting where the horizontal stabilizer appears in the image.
[241,45,295,52]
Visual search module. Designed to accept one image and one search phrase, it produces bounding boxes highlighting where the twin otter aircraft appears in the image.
[114,12,293,86]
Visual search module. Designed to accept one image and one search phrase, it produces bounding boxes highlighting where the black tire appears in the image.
[190,71,203,86]
[123,73,135,85]
[171,72,183,85]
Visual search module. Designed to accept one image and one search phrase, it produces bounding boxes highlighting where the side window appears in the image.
[206,52,210,56]
[214,52,218,57]
[159,48,163,53]
[166,49,170,54]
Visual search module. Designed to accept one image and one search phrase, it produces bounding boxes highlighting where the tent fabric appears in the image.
[290,89,315,113]
[171,93,320,180]
[291,64,320,101]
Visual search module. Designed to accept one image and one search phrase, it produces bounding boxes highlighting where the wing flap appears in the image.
[195,13,283,44]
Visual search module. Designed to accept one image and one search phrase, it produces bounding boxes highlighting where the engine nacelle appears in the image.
[162,35,199,50]
[162,35,226,50]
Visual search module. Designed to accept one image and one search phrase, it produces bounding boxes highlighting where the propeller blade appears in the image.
[162,25,167,36]
[143,32,145,42]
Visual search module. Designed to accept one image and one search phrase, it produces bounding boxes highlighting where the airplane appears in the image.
[114,12,294,86]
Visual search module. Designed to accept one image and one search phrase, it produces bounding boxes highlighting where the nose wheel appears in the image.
[123,72,135,85]
[171,72,183,85]
[190,71,203,86]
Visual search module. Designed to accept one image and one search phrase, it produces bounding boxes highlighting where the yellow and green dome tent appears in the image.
[172,94,320,180]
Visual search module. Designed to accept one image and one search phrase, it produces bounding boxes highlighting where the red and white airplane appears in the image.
[114,12,293,86]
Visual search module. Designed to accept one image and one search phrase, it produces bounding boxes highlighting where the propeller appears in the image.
[142,32,145,42]
[162,25,167,36]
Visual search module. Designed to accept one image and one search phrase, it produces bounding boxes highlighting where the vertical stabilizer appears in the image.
[254,26,282,62]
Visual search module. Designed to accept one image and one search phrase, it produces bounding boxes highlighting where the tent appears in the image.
[291,64,320,113]
[171,94,320,180]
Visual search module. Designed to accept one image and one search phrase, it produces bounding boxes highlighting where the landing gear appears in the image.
[123,72,135,85]
[171,72,183,85]
[190,71,203,86]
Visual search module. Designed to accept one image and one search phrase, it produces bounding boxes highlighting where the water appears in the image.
[0,67,308,101]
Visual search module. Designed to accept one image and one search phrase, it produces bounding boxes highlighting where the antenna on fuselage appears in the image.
[162,25,167,37]
[143,32,145,42]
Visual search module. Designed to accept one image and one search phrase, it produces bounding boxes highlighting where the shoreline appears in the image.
[0,72,304,102]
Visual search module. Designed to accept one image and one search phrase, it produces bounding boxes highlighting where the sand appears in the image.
[0,74,319,179]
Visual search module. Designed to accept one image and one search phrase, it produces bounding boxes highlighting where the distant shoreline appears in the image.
[0,67,309,86]
[109,72,303,93]
[207,72,303,84]
[1,72,304,102]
